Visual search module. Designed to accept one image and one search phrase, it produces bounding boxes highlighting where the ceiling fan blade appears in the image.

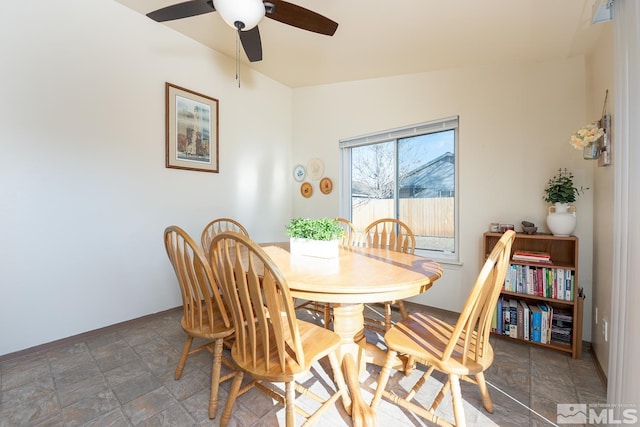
[239,26,263,62]
[146,0,215,22]
[265,0,338,36]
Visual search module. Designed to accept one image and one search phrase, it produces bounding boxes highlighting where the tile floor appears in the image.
[0,303,606,426]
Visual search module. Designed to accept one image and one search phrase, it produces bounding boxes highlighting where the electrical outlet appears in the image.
[595,306,598,324]
[603,319,608,342]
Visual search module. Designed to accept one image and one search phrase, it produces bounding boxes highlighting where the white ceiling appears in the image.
[116,0,605,88]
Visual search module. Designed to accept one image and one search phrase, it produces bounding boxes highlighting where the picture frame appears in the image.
[165,82,219,173]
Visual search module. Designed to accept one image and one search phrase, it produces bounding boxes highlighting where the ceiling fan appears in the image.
[146,0,338,62]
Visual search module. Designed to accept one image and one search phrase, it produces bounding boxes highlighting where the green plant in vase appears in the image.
[543,168,587,204]
[286,218,344,258]
[286,217,344,241]
[543,168,587,237]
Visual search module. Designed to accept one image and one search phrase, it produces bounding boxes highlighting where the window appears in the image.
[339,116,459,262]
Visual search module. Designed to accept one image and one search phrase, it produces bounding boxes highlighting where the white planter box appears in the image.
[289,238,340,259]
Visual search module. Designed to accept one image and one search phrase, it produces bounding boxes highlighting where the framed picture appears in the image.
[165,82,219,173]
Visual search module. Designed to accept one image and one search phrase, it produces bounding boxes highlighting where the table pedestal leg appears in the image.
[332,303,376,427]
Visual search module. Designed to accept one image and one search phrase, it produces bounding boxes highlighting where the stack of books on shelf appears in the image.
[503,264,574,301]
[491,298,572,346]
[512,250,552,264]
[551,309,574,345]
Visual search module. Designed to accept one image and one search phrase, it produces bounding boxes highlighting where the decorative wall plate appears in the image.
[306,158,324,181]
[300,182,313,198]
[293,164,306,182]
[320,177,333,194]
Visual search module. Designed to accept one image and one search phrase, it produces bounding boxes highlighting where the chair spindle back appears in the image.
[209,231,305,372]
[164,226,231,334]
[363,218,416,254]
[444,230,515,365]
[201,218,249,258]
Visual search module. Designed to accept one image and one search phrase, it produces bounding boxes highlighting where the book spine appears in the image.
[522,300,530,341]
[555,268,564,300]
[539,304,549,344]
[505,265,513,292]
[517,300,524,339]
[514,265,521,293]
[503,300,510,336]
[517,265,524,293]
[547,303,553,343]
[530,306,542,343]
[492,300,498,332]
[509,300,518,338]
[496,298,503,334]
[512,255,551,262]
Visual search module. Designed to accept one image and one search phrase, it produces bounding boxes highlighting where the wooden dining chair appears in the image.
[370,230,516,427]
[208,231,350,427]
[337,216,359,247]
[163,226,235,419]
[201,218,249,258]
[295,217,358,328]
[362,218,416,333]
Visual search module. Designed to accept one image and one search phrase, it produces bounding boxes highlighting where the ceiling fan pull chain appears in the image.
[235,30,241,88]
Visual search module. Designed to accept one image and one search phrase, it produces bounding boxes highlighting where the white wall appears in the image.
[587,24,615,376]
[0,0,606,357]
[292,59,595,340]
[0,0,293,356]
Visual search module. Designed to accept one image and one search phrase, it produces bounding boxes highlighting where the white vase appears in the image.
[289,237,340,258]
[546,202,577,237]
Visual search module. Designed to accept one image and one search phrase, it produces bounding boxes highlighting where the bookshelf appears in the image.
[483,232,584,359]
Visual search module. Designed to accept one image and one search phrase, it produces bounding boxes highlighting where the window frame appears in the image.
[339,116,460,264]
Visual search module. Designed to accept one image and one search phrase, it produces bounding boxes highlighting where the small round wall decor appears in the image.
[320,177,333,194]
[293,165,306,182]
[306,158,324,181]
[300,182,313,198]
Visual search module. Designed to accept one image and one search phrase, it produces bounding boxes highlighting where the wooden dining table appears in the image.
[260,243,443,427]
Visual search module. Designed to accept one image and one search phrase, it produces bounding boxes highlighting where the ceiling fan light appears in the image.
[213,0,265,31]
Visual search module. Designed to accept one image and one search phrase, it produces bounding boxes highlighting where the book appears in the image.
[539,303,553,344]
[540,304,549,344]
[530,305,542,343]
[504,265,515,292]
[547,303,554,343]
[502,298,510,336]
[553,268,567,299]
[509,299,518,338]
[516,299,525,339]
[492,300,498,332]
[512,250,552,263]
[551,309,573,344]
[511,264,519,292]
[519,300,530,341]
[528,267,536,296]
[496,297,503,334]
[513,250,551,259]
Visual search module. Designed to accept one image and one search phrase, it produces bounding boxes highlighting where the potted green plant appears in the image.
[543,168,586,204]
[543,168,587,236]
[286,217,344,258]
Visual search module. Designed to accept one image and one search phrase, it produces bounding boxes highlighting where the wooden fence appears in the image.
[352,197,454,237]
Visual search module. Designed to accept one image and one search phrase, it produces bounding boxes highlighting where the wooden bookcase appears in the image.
[483,232,583,359]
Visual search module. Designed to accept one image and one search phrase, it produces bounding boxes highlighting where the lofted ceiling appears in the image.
[115,0,604,88]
